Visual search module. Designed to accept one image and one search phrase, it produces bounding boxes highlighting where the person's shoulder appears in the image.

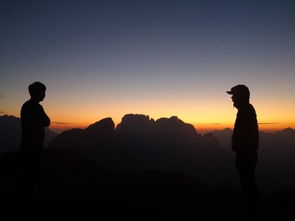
[21,100,41,110]
[21,100,31,109]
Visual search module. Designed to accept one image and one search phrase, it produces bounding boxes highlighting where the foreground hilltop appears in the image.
[1,149,292,219]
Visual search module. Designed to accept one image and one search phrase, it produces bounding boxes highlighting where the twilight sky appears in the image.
[1,0,295,133]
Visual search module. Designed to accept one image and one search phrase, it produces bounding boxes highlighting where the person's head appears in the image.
[226,84,250,108]
[29,81,46,102]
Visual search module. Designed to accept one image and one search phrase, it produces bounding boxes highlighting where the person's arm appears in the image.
[242,110,259,150]
[37,104,51,127]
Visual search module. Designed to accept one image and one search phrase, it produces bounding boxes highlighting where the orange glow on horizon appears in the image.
[49,117,295,134]
[4,95,294,134]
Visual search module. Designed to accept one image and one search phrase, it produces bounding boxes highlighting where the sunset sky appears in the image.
[1,0,294,133]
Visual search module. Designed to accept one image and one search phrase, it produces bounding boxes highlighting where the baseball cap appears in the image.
[226,84,250,97]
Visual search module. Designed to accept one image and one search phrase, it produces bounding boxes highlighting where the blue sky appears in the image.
[1,0,295,132]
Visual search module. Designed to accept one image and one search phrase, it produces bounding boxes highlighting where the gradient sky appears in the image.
[1,0,295,133]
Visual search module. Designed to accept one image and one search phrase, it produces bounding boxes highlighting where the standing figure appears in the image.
[227,84,260,214]
[20,81,50,206]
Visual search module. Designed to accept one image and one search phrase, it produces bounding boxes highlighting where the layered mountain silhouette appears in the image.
[48,114,235,186]
[0,115,57,152]
[1,114,295,191]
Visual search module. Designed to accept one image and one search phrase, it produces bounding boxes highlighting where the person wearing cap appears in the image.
[20,81,50,206]
[227,84,260,214]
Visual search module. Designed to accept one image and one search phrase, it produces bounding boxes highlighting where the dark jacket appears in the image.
[21,99,50,148]
[232,103,259,153]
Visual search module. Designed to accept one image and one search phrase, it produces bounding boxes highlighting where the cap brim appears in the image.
[226,91,233,94]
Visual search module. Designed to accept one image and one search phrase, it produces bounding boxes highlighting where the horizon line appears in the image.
[1,114,294,134]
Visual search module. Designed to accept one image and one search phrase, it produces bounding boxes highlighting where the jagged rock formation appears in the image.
[48,114,234,186]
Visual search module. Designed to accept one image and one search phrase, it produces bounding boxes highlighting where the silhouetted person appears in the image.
[227,85,260,216]
[20,81,50,207]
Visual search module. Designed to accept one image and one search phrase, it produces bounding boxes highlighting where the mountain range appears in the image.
[48,114,235,187]
[1,114,295,192]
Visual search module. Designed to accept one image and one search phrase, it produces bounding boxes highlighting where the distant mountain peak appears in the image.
[119,114,153,124]
[276,127,295,136]
[155,115,199,136]
[116,114,155,133]
[281,127,294,132]
[85,117,115,135]
[0,115,19,121]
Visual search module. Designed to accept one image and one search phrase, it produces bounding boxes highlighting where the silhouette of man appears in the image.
[227,85,260,214]
[20,81,50,206]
